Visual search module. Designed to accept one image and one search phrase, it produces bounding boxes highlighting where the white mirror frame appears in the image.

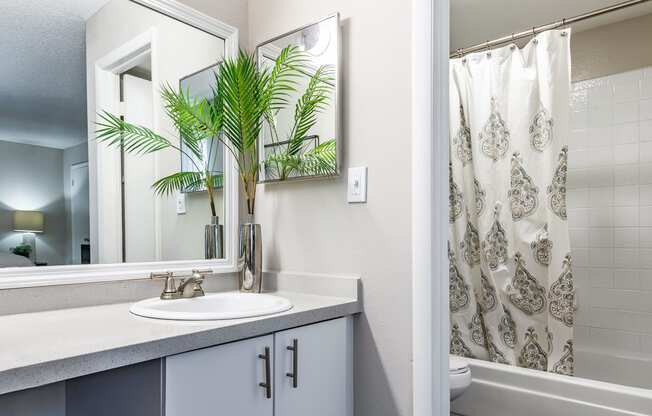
[0,0,239,289]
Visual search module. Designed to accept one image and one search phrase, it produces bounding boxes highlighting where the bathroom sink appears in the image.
[129,292,293,321]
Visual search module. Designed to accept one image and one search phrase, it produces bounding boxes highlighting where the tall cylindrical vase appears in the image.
[205,216,224,259]
[239,223,262,293]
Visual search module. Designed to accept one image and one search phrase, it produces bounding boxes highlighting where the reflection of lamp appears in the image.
[13,211,44,262]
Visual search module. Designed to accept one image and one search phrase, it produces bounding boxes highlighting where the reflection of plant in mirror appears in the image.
[11,244,32,258]
[96,46,314,217]
[262,59,336,181]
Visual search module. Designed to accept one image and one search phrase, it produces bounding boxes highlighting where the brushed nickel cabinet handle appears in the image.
[286,338,298,388]
[258,347,272,399]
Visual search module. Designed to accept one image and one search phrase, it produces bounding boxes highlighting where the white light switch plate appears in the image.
[347,167,368,203]
[176,193,187,214]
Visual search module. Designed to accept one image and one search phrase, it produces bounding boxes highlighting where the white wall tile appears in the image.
[614,143,639,165]
[613,78,640,103]
[639,270,652,290]
[640,207,652,227]
[639,120,652,142]
[615,248,639,267]
[590,146,614,166]
[641,98,652,121]
[614,185,639,206]
[589,228,613,248]
[570,228,589,248]
[639,249,652,268]
[568,208,590,228]
[569,129,588,150]
[588,83,613,106]
[588,268,613,288]
[590,207,614,227]
[567,188,589,208]
[640,142,652,163]
[640,185,652,205]
[614,165,638,185]
[589,248,614,267]
[590,105,614,127]
[614,270,640,289]
[614,206,639,227]
[614,228,639,248]
[588,127,612,148]
[588,308,652,335]
[588,167,614,187]
[640,164,652,184]
[571,110,589,130]
[589,327,640,353]
[589,187,613,206]
[639,228,652,248]
[613,122,639,145]
[572,248,589,267]
[571,90,588,111]
[614,101,639,124]
[569,150,589,169]
[641,77,652,99]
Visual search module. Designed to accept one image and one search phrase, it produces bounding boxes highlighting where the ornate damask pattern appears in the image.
[449,163,464,223]
[479,97,510,161]
[507,253,547,315]
[531,225,553,266]
[449,244,470,313]
[486,333,509,365]
[547,146,568,220]
[552,340,574,376]
[499,308,517,349]
[529,106,554,152]
[450,323,475,358]
[518,327,548,371]
[478,269,498,312]
[481,202,508,271]
[460,212,481,267]
[454,105,473,165]
[509,152,539,221]
[549,254,575,327]
[474,178,486,216]
[469,306,487,347]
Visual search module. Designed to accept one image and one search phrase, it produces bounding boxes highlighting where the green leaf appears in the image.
[96,111,172,155]
[152,171,204,195]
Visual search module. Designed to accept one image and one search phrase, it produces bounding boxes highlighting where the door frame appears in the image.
[70,161,89,265]
[412,0,450,414]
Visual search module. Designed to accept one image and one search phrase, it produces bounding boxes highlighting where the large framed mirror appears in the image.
[0,0,239,288]
[256,13,341,183]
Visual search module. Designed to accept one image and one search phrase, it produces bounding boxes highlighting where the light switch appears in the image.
[347,167,367,203]
[176,193,187,214]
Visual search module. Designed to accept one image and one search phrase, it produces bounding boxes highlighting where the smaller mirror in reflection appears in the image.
[256,14,340,182]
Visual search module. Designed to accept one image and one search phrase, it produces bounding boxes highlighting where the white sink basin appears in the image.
[130,292,293,321]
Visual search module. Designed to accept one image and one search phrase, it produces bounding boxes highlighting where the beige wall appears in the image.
[248,1,413,415]
[572,13,652,81]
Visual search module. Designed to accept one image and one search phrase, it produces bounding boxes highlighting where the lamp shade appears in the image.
[13,211,44,233]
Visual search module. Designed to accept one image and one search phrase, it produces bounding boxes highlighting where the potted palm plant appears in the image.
[96,46,334,292]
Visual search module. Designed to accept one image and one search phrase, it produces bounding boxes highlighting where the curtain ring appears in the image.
[560,18,568,36]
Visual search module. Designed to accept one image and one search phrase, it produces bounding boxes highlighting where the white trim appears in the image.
[0,0,240,289]
[412,0,449,415]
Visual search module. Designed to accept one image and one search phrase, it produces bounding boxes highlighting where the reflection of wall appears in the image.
[0,140,67,265]
[572,13,652,82]
[63,142,89,264]
[87,0,226,262]
[248,1,413,415]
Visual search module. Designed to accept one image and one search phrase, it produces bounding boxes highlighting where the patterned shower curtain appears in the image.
[448,30,575,375]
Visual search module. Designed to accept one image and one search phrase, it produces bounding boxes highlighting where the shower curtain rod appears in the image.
[450,0,652,58]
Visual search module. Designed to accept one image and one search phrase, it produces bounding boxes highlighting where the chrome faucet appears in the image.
[152,270,210,300]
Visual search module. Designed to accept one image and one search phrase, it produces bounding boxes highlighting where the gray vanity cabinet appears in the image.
[274,317,353,416]
[165,317,353,416]
[165,334,274,416]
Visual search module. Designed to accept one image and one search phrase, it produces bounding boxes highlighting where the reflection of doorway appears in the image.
[70,162,90,264]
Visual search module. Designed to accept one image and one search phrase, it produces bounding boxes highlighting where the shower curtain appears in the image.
[448,30,575,375]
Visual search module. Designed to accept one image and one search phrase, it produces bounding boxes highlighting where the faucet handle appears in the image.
[151,272,179,300]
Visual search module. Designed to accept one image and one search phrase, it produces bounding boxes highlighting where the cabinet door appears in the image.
[274,317,353,416]
[165,335,274,416]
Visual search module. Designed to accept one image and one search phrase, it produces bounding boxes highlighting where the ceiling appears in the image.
[0,0,110,149]
[451,0,652,52]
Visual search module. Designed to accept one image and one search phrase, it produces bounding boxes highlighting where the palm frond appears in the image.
[299,139,337,176]
[259,45,310,113]
[152,171,205,196]
[96,111,172,155]
[287,65,335,156]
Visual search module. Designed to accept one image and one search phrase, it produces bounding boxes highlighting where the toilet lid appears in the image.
[449,356,470,374]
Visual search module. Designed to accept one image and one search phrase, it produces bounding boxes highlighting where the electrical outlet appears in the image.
[347,167,367,203]
[176,193,187,214]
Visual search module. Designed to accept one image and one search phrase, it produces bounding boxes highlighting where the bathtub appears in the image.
[451,348,652,416]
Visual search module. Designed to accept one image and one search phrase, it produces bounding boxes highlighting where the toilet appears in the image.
[449,355,472,401]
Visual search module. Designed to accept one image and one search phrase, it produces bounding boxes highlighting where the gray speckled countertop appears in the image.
[0,273,360,395]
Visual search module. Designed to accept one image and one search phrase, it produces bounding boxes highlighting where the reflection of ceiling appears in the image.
[0,0,110,149]
[452,0,652,52]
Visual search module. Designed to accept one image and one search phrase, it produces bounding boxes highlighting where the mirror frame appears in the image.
[0,0,240,289]
[255,13,342,184]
